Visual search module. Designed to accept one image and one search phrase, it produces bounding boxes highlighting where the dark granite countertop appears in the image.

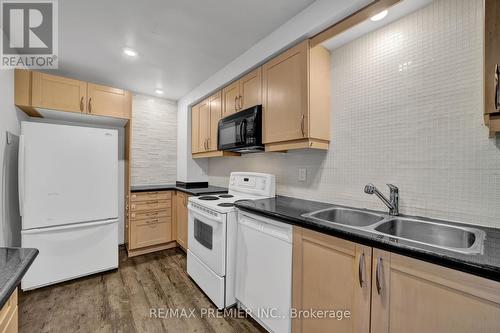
[130,184,227,196]
[0,247,38,308]
[235,196,500,282]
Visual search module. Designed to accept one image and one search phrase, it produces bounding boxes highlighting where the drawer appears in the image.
[130,209,170,220]
[133,216,171,226]
[130,221,172,249]
[131,191,172,202]
[130,200,171,212]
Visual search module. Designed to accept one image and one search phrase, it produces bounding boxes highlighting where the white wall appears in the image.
[208,0,500,229]
[0,70,28,247]
[131,94,177,185]
[176,0,372,182]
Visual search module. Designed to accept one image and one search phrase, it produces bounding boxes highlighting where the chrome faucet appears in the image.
[364,183,399,216]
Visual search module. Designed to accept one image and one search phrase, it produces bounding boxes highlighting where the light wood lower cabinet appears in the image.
[0,289,18,333]
[176,191,189,251]
[292,227,371,333]
[293,226,500,333]
[127,190,175,257]
[371,249,500,333]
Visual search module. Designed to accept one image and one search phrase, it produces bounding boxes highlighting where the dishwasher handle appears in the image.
[238,213,293,243]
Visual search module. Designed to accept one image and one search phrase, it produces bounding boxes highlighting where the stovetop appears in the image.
[189,193,257,213]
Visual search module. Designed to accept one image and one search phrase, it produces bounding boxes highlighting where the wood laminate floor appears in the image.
[19,247,265,333]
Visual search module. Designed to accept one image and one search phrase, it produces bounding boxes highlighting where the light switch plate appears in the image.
[298,168,307,182]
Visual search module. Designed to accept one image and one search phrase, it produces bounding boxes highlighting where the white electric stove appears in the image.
[187,172,276,309]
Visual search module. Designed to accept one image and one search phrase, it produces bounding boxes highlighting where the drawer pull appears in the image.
[146,219,159,224]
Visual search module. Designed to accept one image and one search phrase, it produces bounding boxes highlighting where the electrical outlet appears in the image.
[298,168,307,182]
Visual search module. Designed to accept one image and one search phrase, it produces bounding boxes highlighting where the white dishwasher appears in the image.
[235,210,293,333]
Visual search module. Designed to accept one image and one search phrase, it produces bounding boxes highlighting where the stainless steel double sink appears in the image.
[302,207,485,254]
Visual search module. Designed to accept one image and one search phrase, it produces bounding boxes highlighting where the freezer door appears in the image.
[21,219,118,290]
[20,122,118,229]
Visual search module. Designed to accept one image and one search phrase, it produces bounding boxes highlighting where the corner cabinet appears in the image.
[191,90,239,158]
[484,0,500,137]
[14,69,131,120]
[293,226,500,333]
[263,40,331,152]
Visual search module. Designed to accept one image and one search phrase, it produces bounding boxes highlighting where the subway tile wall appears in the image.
[208,0,500,228]
[132,94,177,185]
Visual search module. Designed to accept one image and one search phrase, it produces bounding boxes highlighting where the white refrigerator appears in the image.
[19,122,119,290]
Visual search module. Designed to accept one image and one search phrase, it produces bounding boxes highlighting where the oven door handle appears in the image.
[188,204,223,223]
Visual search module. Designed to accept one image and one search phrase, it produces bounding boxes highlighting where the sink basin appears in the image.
[304,208,384,227]
[374,218,485,254]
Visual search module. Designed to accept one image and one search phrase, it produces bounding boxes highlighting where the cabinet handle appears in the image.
[358,252,365,288]
[80,97,84,112]
[146,219,159,224]
[238,95,242,110]
[376,257,383,295]
[300,114,305,137]
[234,96,238,111]
[88,98,92,114]
[495,64,499,110]
[207,137,211,150]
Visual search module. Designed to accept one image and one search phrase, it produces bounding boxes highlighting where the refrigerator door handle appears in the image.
[18,134,25,216]
[22,219,118,234]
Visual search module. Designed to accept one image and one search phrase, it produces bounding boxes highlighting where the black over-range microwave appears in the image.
[217,105,264,153]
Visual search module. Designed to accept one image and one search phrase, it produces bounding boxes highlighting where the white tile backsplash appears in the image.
[132,94,177,186]
[208,0,500,228]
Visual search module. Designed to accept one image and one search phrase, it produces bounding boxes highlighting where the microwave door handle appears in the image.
[239,120,247,143]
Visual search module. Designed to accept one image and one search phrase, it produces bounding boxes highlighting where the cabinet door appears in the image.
[263,40,308,144]
[371,250,500,333]
[208,91,222,151]
[485,0,500,115]
[198,99,210,152]
[176,192,188,251]
[129,218,172,249]
[239,67,262,110]
[87,83,131,119]
[32,72,87,113]
[191,103,201,154]
[222,81,240,118]
[292,227,372,333]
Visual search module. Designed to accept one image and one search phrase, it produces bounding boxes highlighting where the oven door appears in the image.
[188,204,226,276]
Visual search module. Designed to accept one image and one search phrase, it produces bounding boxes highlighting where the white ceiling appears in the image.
[53,0,317,100]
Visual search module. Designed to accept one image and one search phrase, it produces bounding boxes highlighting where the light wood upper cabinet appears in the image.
[371,249,500,333]
[87,83,131,119]
[176,192,189,251]
[14,69,131,120]
[191,103,201,154]
[198,99,210,152]
[484,0,500,136]
[32,71,87,114]
[292,227,372,333]
[191,90,238,158]
[239,67,262,110]
[222,67,262,117]
[263,40,330,151]
[222,81,240,118]
[209,91,222,151]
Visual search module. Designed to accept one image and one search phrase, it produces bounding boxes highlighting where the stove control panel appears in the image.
[228,172,276,198]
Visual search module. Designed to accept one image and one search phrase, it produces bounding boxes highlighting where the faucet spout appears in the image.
[364,183,399,216]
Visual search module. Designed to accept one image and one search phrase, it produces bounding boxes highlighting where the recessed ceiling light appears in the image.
[370,9,388,22]
[155,89,164,95]
[123,47,138,57]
